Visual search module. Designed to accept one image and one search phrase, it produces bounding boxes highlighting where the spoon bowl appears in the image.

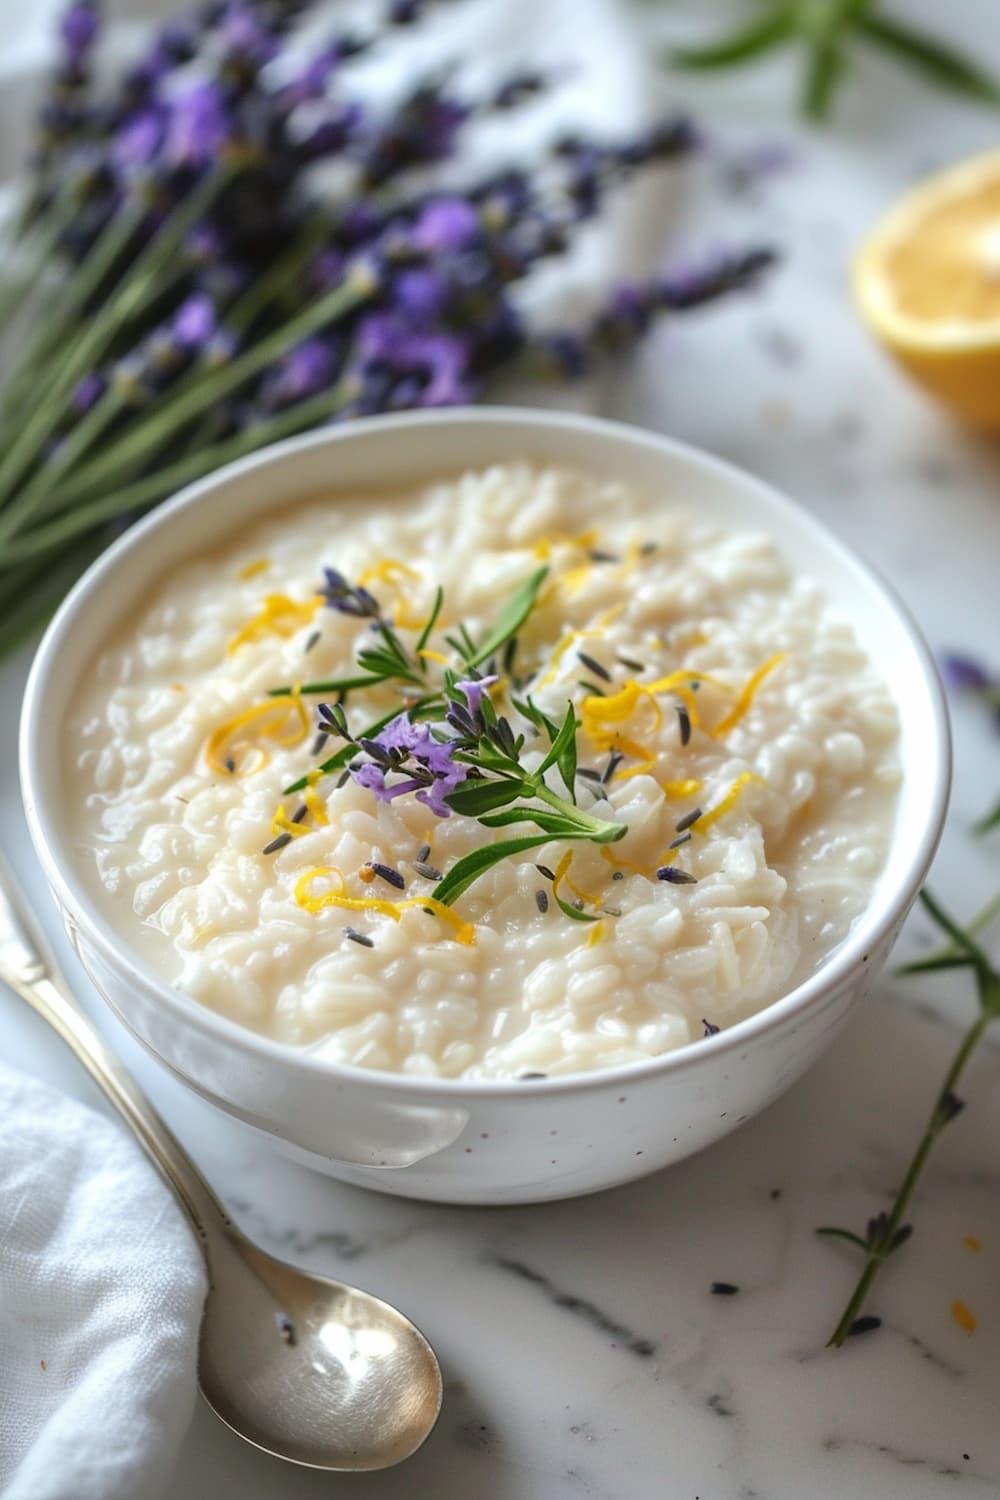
[199,1229,442,1469]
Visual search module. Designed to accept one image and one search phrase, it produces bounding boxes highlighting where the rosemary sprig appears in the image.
[818,888,1000,1345]
[670,1,1000,122]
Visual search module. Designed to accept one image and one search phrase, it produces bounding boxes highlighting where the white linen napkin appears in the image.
[0,0,662,1494]
[0,1060,207,1500]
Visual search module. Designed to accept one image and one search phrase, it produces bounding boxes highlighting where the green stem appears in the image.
[0,205,143,416]
[0,380,353,567]
[898,890,1000,973]
[826,1005,993,1346]
[534,781,625,841]
[15,272,371,527]
[0,388,129,546]
[0,171,228,518]
[0,193,80,339]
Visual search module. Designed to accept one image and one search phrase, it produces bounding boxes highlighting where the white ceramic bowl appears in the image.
[20,409,949,1205]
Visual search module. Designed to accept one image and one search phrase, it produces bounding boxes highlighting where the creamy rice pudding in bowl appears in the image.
[21,410,948,1204]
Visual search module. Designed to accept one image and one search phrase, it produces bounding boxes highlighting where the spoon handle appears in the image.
[0,859,225,1261]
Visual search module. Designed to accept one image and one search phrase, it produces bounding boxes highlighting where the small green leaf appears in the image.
[536,702,578,800]
[919,889,992,971]
[434,834,559,906]
[554,892,600,923]
[270,673,385,698]
[445,779,526,816]
[895,953,976,976]
[857,13,1000,104]
[464,566,548,670]
[671,5,795,70]
[415,586,444,653]
[478,806,582,835]
[511,694,559,740]
[816,1226,870,1252]
[974,795,1000,836]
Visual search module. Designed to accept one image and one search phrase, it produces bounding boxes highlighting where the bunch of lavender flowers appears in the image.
[0,0,774,647]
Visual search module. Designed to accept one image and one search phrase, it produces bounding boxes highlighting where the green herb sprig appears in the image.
[271,566,626,908]
[818,887,1000,1345]
[670,2,1000,122]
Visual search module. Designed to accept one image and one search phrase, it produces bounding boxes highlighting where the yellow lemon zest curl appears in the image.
[532,528,600,562]
[205,693,308,777]
[417,647,451,666]
[585,921,605,948]
[710,654,785,738]
[237,557,269,580]
[694,772,761,832]
[294,867,475,945]
[358,558,418,587]
[227,593,322,654]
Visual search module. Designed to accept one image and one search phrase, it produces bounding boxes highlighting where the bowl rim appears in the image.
[20,405,951,1099]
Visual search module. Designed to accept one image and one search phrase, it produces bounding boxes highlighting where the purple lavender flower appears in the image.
[263,337,338,407]
[320,568,380,617]
[60,2,99,68]
[351,716,467,817]
[411,198,480,253]
[165,83,229,168]
[941,653,993,693]
[71,371,107,415]
[220,1,279,67]
[113,110,165,170]
[353,315,476,407]
[391,268,449,322]
[172,294,217,350]
[456,675,498,714]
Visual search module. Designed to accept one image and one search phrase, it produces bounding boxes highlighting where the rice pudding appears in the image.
[68,463,901,1079]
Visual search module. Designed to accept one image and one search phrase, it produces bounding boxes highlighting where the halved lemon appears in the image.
[854,149,1000,429]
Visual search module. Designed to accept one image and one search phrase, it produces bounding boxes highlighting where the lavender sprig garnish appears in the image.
[0,0,774,647]
[818,888,1000,1346]
[273,565,626,905]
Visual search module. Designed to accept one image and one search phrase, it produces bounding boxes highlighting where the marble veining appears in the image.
[4,0,1000,1495]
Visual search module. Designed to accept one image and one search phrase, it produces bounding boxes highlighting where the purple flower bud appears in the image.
[165,82,229,168]
[114,110,164,170]
[60,2,99,66]
[456,676,498,714]
[391,268,448,322]
[411,198,480,253]
[185,224,223,263]
[71,371,107,415]
[265,337,337,404]
[221,2,279,65]
[173,294,216,350]
[941,653,993,693]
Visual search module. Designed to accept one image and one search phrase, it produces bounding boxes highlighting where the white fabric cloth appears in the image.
[0,1,657,1494]
[0,1061,206,1500]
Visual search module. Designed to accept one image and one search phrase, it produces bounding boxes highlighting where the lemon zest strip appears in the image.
[303,786,330,825]
[710,654,786,738]
[205,694,308,776]
[294,867,475,944]
[585,921,605,948]
[237,557,269,580]
[695,772,760,832]
[227,593,322,654]
[416,647,451,665]
[358,558,419,587]
[600,846,653,878]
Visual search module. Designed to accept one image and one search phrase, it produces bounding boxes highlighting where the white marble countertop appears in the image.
[4,2,1000,1495]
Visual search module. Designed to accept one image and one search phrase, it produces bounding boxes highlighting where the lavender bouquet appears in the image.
[0,0,773,646]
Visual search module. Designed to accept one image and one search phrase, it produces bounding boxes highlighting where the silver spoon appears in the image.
[0,863,442,1470]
